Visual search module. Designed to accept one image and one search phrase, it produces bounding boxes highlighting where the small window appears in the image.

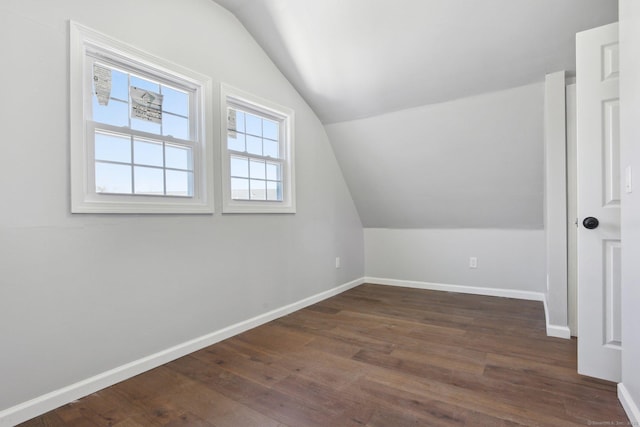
[70,22,213,213]
[221,84,295,213]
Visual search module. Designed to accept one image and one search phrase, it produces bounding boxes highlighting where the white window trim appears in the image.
[220,83,296,213]
[69,21,214,214]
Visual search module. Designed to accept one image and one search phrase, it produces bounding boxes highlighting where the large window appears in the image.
[221,84,295,213]
[70,22,213,213]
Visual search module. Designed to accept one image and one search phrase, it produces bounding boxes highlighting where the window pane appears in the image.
[93,98,128,126]
[134,166,164,195]
[95,131,131,163]
[231,177,249,200]
[246,135,262,156]
[266,162,280,181]
[245,113,262,136]
[267,181,281,201]
[250,159,265,180]
[166,144,192,170]
[166,170,192,196]
[231,156,249,178]
[222,90,293,212]
[95,162,132,194]
[249,179,267,200]
[263,138,279,158]
[163,113,189,140]
[130,76,159,93]
[131,116,161,135]
[76,31,213,212]
[263,119,278,140]
[134,139,163,167]
[228,109,245,133]
[110,68,128,101]
[162,86,189,117]
[228,132,245,152]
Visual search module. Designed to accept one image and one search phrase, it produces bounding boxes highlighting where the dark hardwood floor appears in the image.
[20,284,629,426]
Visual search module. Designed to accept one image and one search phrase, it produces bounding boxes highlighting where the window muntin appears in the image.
[91,66,192,140]
[92,129,194,197]
[220,84,295,213]
[227,108,282,201]
[70,21,213,213]
[88,59,195,198]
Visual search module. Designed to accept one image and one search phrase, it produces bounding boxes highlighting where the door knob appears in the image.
[583,217,599,229]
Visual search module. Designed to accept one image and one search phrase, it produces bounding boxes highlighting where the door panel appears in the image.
[603,100,621,207]
[576,22,621,382]
[604,240,622,347]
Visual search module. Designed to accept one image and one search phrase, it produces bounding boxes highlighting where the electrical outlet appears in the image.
[469,257,477,268]
[335,257,341,269]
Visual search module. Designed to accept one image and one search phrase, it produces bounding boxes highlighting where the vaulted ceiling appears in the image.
[213,0,618,229]
[213,0,617,124]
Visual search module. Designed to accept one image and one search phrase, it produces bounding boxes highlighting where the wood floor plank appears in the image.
[18,284,630,426]
[18,412,69,427]
[273,347,367,390]
[346,376,467,426]
[169,355,272,404]
[192,343,290,388]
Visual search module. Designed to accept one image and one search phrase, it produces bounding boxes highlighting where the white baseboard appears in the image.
[619,383,640,425]
[0,277,364,427]
[364,277,570,339]
[542,295,572,339]
[365,276,546,301]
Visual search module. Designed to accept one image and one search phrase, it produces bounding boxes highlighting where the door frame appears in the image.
[567,82,578,337]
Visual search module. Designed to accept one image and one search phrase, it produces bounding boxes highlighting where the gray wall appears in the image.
[325,83,544,229]
[327,83,546,295]
[620,0,640,419]
[365,228,546,293]
[0,0,363,411]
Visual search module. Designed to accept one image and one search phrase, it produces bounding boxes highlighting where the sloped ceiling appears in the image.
[213,0,617,124]
[213,0,617,229]
[325,83,546,228]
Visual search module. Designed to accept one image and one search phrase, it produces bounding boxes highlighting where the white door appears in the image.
[576,22,621,382]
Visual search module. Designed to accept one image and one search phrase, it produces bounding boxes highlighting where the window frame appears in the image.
[220,84,296,214]
[70,21,214,214]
